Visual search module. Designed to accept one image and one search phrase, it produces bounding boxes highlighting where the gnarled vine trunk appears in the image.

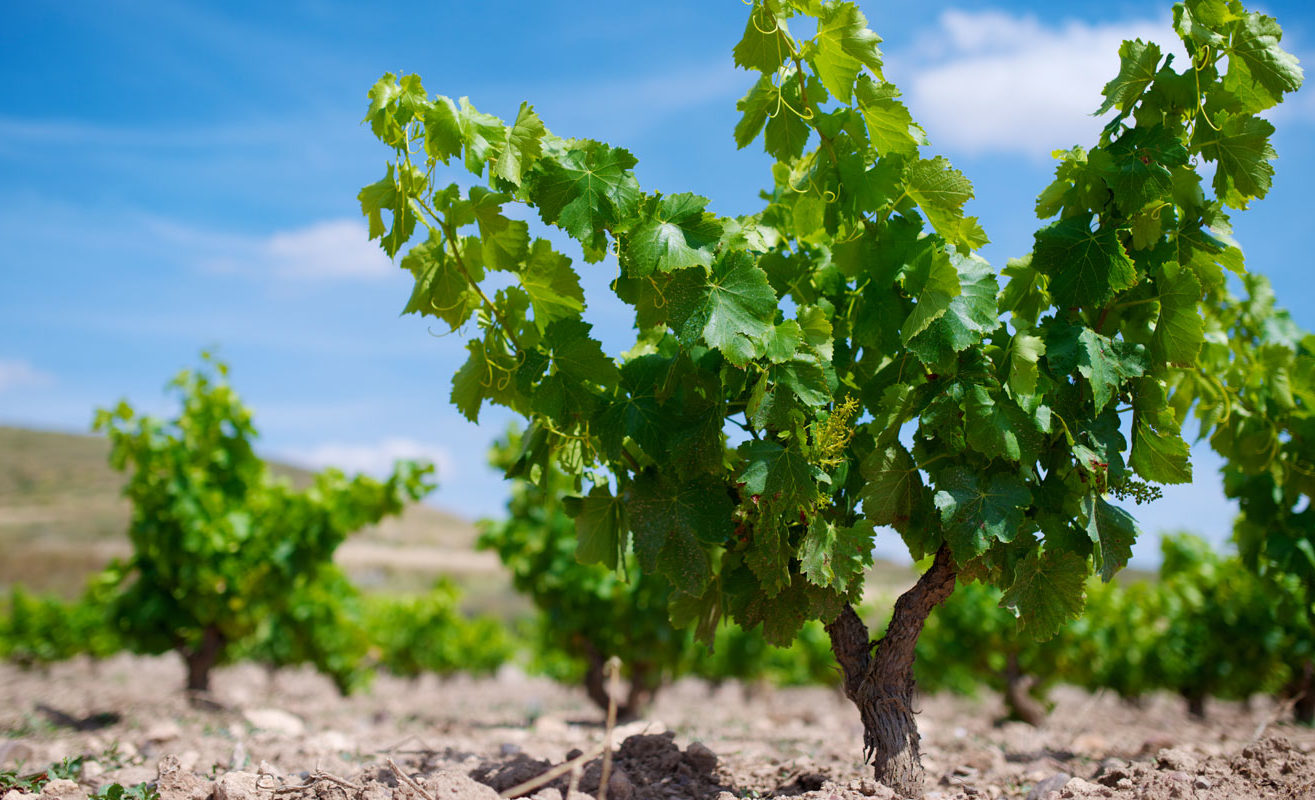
[181,625,225,695]
[826,545,957,798]
[1289,659,1313,725]
[581,642,656,722]
[1003,651,1048,726]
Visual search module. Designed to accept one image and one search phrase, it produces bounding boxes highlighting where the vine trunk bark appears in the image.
[182,626,225,695]
[581,642,656,722]
[1289,659,1314,725]
[825,545,957,799]
[1002,652,1048,726]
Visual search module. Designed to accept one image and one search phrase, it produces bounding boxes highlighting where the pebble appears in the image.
[1193,777,1212,790]
[241,709,305,737]
[1025,773,1071,800]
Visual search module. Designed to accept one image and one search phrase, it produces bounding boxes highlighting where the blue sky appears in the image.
[2,0,1312,565]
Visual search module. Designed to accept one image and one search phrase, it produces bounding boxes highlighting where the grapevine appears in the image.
[358,0,1303,793]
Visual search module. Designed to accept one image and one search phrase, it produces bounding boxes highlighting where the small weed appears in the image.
[92,783,159,800]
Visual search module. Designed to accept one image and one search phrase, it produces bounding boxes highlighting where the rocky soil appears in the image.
[2,655,1312,800]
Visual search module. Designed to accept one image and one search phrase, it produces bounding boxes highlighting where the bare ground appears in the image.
[1,655,1313,800]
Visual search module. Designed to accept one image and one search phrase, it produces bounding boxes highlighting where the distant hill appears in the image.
[0,425,510,609]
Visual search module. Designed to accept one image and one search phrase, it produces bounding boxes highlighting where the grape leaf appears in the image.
[400,232,482,329]
[520,239,584,330]
[854,74,924,158]
[1150,266,1204,365]
[1081,494,1137,582]
[529,139,641,252]
[1193,112,1277,208]
[999,549,1086,639]
[1095,40,1162,116]
[564,484,628,570]
[858,442,927,532]
[1008,332,1046,397]
[800,519,874,593]
[906,252,999,366]
[469,187,530,270]
[810,1,883,103]
[733,4,791,74]
[899,244,960,345]
[1031,213,1137,310]
[624,193,723,276]
[738,439,818,512]
[493,102,547,186]
[904,157,984,252]
[934,467,1032,560]
[456,97,505,177]
[1224,12,1304,112]
[667,250,778,367]
[627,472,730,593]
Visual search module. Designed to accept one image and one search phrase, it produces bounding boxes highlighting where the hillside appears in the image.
[0,425,507,606]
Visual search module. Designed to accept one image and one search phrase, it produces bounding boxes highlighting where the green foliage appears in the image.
[0,582,120,667]
[477,431,690,709]
[364,580,513,679]
[358,0,1301,654]
[91,353,434,691]
[916,535,1312,717]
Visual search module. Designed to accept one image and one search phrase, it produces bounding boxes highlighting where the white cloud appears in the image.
[183,218,393,281]
[894,10,1183,158]
[0,358,54,394]
[279,437,455,482]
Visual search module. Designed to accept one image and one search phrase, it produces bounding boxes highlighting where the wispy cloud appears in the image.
[140,217,393,281]
[892,11,1182,159]
[278,437,455,482]
[0,358,54,394]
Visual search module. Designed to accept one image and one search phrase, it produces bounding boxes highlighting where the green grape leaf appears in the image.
[529,139,641,252]
[800,519,875,593]
[810,1,883,103]
[1008,332,1046,397]
[1095,40,1162,116]
[964,386,1042,466]
[544,319,618,386]
[734,74,774,150]
[564,484,628,569]
[358,163,419,257]
[738,439,817,511]
[899,244,961,345]
[858,443,925,531]
[1150,266,1204,365]
[906,252,1000,366]
[520,239,584,330]
[1193,112,1277,208]
[469,187,530,270]
[1081,494,1137,582]
[769,358,831,409]
[733,4,791,74]
[669,585,722,647]
[450,338,521,423]
[627,472,731,593]
[1131,417,1192,483]
[400,232,482,329]
[422,96,462,162]
[854,74,925,158]
[934,467,1032,560]
[667,250,778,367]
[1031,213,1137,310]
[1224,12,1304,112]
[1046,325,1147,413]
[904,157,984,252]
[493,102,547,186]
[999,549,1087,640]
[457,97,505,177]
[624,193,723,276]
[764,71,819,161]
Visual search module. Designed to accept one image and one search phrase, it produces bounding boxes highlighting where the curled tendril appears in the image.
[749,5,780,35]
[647,275,668,309]
[1190,45,1222,133]
[428,295,468,315]
[1202,371,1233,427]
[1148,202,1171,221]
[822,189,838,203]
